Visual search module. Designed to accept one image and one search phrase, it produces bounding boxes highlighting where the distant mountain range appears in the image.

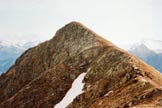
[129,39,162,72]
[0,39,162,75]
[0,40,38,74]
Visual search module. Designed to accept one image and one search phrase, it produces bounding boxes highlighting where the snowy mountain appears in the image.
[0,40,38,74]
[130,39,162,54]
[129,40,162,73]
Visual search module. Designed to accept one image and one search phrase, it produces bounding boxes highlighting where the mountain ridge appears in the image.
[0,22,162,108]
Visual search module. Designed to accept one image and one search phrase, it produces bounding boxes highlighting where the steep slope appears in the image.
[0,22,162,108]
[129,44,162,72]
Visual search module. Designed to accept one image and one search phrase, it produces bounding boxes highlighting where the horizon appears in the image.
[0,0,162,48]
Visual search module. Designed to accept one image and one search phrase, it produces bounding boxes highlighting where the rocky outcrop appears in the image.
[0,22,162,108]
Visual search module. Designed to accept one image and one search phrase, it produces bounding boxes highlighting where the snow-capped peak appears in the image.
[0,40,21,48]
[141,39,162,53]
[0,40,40,49]
[129,39,162,54]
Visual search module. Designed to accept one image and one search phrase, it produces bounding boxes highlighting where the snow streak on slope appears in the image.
[54,72,86,108]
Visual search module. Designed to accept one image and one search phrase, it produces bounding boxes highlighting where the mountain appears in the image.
[140,39,162,54]
[129,43,162,72]
[0,22,162,108]
[0,41,38,74]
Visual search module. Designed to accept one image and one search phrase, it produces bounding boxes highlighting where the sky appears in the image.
[0,0,162,48]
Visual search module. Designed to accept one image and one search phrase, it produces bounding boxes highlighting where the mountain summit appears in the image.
[0,22,162,108]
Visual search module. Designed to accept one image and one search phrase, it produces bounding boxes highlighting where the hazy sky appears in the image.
[0,0,162,48]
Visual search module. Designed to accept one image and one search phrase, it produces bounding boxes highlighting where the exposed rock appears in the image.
[0,21,162,108]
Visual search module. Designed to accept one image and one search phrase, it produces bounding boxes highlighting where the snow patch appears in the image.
[54,72,86,108]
